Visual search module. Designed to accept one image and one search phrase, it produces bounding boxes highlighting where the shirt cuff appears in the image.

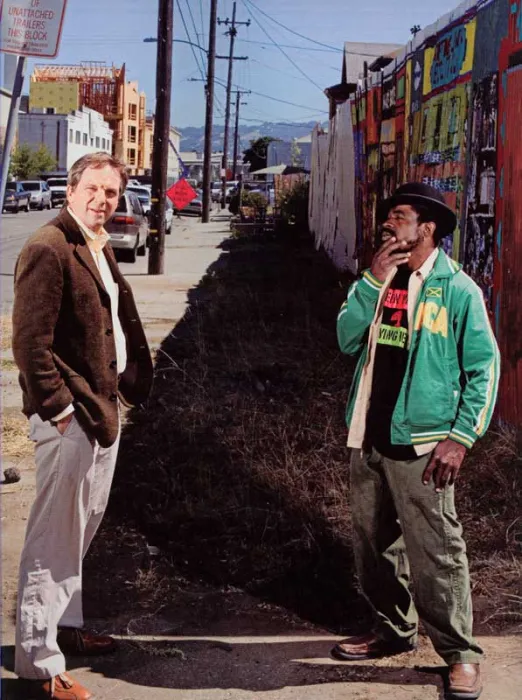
[51,404,75,423]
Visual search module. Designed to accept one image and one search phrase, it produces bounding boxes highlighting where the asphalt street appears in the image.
[0,207,203,312]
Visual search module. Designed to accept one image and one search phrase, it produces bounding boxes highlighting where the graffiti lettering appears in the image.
[431,27,467,89]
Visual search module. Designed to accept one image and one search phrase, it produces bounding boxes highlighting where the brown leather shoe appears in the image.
[36,673,94,699]
[447,663,482,699]
[57,627,117,656]
[331,631,417,660]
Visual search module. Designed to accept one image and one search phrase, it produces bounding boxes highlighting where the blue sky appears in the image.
[24,0,460,128]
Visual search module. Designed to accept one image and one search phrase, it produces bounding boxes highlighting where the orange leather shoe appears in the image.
[34,673,94,699]
[447,663,482,699]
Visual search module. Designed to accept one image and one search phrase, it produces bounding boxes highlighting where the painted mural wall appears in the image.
[347,0,522,425]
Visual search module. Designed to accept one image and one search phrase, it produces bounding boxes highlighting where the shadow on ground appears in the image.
[1,640,447,697]
[85,229,365,633]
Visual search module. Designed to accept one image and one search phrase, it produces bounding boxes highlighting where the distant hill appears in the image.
[179,120,327,154]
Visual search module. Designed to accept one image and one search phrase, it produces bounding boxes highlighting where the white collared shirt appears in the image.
[51,209,127,422]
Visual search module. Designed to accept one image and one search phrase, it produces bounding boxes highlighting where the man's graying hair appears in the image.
[67,152,129,194]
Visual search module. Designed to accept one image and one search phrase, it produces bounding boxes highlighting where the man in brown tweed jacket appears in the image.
[12,152,153,700]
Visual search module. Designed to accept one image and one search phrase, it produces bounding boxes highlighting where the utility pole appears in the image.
[217,2,250,208]
[202,0,218,223]
[148,0,174,275]
[232,90,249,180]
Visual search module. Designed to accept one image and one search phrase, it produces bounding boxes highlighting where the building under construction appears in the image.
[30,62,153,175]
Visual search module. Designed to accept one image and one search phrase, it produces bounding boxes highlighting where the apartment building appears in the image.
[18,107,113,172]
[29,62,148,175]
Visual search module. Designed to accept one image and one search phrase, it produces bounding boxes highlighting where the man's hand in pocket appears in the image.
[54,413,74,435]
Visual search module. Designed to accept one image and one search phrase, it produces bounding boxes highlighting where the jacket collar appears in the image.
[54,206,111,296]
[430,247,462,279]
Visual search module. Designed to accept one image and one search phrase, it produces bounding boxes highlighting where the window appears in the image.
[130,194,142,215]
[83,133,88,145]
[128,125,137,143]
[101,138,105,150]
[95,136,100,148]
[128,104,137,120]
[75,130,81,144]
[69,129,73,143]
[150,136,153,152]
[127,148,136,166]
[115,195,127,213]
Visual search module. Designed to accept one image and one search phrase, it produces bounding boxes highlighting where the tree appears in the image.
[243,136,278,173]
[10,144,56,179]
[290,140,304,168]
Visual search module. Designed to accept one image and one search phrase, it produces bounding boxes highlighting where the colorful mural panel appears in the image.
[346,0,522,425]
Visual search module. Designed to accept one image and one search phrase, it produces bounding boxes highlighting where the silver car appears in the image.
[126,185,152,214]
[19,180,52,210]
[106,191,148,263]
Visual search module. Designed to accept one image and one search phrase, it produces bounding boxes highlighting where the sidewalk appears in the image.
[2,214,521,700]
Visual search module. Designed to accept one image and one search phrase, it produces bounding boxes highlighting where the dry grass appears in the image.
[105,231,521,631]
[0,314,12,351]
[2,413,32,457]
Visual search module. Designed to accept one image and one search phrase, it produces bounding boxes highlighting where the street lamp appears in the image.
[143,37,208,54]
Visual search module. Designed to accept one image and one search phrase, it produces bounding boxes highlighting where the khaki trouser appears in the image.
[350,447,483,665]
[15,413,120,680]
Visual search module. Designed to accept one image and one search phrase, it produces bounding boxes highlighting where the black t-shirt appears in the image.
[366,266,417,460]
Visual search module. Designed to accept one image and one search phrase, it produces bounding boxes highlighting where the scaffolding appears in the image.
[32,62,126,122]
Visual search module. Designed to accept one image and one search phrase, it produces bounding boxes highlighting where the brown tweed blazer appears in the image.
[12,208,153,447]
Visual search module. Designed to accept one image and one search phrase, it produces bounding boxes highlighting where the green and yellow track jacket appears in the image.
[337,249,500,451]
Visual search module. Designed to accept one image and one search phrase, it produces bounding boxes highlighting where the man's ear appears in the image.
[421,221,437,241]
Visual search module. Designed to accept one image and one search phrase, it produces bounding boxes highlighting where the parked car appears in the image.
[20,180,52,210]
[106,191,148,263]
[165,197,173,234]
[225,180,239,203]
[211,181,222,202]
[126,185,152,214]
[3,182,30,213]
[46,177,67,208]
[179,193,203,217]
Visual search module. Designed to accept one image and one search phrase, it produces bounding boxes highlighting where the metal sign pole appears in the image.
[0,55,26,206]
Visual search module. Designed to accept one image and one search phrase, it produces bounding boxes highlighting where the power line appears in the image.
[184,0,203,47]
[212,75,327,112]
[242,0,342,53]
[240,1,323,92]
[250,57,335,82]
[198,0,205,43]
[236,37,340,52]
[175,0,206,80]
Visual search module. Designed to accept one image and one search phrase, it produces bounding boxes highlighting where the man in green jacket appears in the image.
[334,182,499,700]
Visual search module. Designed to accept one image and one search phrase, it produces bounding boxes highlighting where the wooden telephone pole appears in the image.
[232,90,249,179]
[202,0,218,223]
[148,0,173,274]
[217,2,250,208]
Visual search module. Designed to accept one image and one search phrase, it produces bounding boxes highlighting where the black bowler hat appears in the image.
[377,182,457,237]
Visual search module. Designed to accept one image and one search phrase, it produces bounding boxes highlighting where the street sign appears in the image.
[0,0,68,58]
[166,179,197,211]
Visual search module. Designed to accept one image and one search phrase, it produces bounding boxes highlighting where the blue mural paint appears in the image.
[497,222,502,261]
[500,117,506,142]
[517,5,522,40]
[502,70,508,97]
[510,2,518,14]
[430,26,468,89]
[499,167,504,197]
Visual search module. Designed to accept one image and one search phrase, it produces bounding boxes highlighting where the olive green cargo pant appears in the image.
[350,447,483,665]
